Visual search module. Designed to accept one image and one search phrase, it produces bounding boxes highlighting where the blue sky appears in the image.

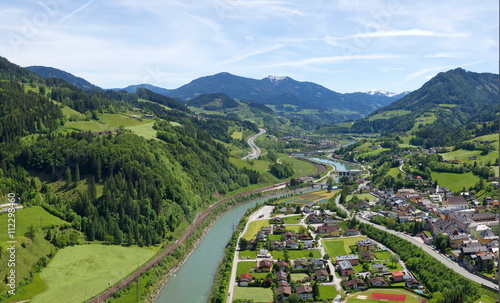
[0,0,498,93]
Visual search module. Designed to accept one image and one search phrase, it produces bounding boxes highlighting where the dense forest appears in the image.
[0,56,262,247]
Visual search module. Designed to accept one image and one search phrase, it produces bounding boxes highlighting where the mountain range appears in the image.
[26,66,408,124]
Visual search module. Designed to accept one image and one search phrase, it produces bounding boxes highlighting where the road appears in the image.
[242,128,266,160]
[334,195,499,290]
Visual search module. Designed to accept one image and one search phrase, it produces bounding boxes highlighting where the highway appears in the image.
[242,128,266,160]
[335,195,499,290]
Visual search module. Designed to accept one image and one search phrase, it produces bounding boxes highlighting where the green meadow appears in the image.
[31,245,155,303]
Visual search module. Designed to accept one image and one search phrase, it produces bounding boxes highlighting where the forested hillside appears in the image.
[331,68,499,135]
[0,56,270,299]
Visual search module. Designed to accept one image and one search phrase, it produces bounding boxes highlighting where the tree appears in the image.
[25,224,37,240]
[386,218,396,229]
[326,177,334,192]
[74,164,80,185]
[64,166,72,186]
[389,253,400,267]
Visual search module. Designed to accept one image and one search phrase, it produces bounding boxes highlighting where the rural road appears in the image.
[243,128,266,160]
[334,195,499,290]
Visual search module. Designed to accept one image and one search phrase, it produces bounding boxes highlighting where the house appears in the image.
[391,271,405,282]
[276,271,288,282]
[257,249,271,258]
[271,241,285,250]
[306,214,321,224]
[301,239,315,249]
[344,229,359,236]
[360,251,376,261]
[338,260,354,276]
[316,224,341,236]
[276,286,292,299]
[443,196,468,210]
[144,114,154,119]
[369,276,388,286]
[285,240,299,249]
[309,259,325,269]
[478,229,499,244]
[270,217,284,224]
[372,264,390,274]
[296,285,314,299]
[449,234,470,249]
[297,233,313,240]
[357,239,376,252]
[406,278,424,289]
[336,255,359,266]
[256,260,273,272]
[343,278,365,290]
[256,231,267,241]
[261,226,272,234]
[315,269,329,282]
[293,259,308,270]
[239,273,253,286]
[276,261,289,271]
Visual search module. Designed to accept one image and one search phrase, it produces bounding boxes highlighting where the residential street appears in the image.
[335,195,499,290]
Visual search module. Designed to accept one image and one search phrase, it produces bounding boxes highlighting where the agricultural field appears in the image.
[368,110,411,121]
[323,236,368,258]
[430,171,480,192]
[232,286,273,303]
[0,206,66,244]
[231,131,243,140]
[31,245,155,303]
[279,155,318,178]
[65,113,154,138]
[126,122,156,140]
[242,219,269,240]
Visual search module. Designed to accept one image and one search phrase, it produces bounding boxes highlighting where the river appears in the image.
[155,157,358,303]
[155,189,318,303]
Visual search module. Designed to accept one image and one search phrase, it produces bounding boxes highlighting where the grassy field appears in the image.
[242,219,269,241]
[346,193,376,202]
[31,245,155,303]
[374,250,391,260]
[346,289,424,303]
[271,249,321,259]
[0,206,66,244]
[282,215,302,224]
[232,286,273,303]
[239,250,257,259]
[279,155,318,178]
[236,262,268,280]
[368,110,411,121]
[290,273,308,282]
[283,225,304,233]
[430,171,480,192]
[440,149,481,161]
[66,113,154,138]
[318,285,338,300]
[386,167,404,178]
[231,131,243,140]
[323,236,368,258]
[126,122,156,140]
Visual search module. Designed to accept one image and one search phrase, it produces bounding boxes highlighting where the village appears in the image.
[225,168,499,303]
[226,191,431,303]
